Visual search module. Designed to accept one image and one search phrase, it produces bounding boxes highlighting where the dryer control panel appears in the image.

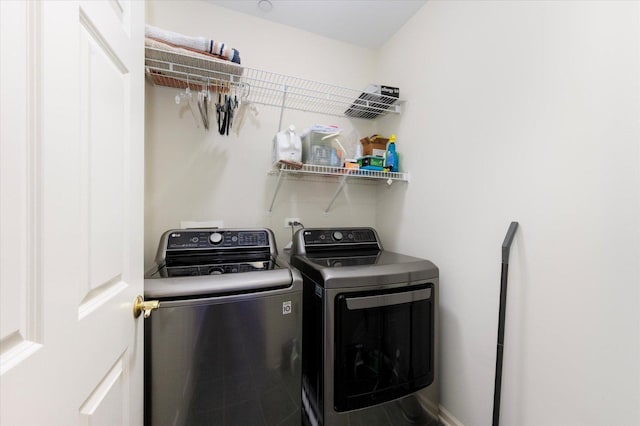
[302,228,376,245]
[294,228,382,255]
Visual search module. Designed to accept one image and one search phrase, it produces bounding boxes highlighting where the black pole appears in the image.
[492,221,519,426]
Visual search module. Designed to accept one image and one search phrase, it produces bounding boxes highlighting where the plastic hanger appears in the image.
[197,80,210,130]
[175,74,200,127]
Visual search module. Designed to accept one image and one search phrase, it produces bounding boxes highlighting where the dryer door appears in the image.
[333,283,435,412]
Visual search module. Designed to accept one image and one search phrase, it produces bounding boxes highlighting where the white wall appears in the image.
[375,1,640,425]
[145,1,640,425]
[144,1,386,268]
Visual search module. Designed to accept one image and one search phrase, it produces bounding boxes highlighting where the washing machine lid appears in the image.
[291,250,438,289]
[144,266,297,299]
[145,227,299,299]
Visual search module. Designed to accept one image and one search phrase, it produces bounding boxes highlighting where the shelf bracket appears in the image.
[267,167,286,214]
[324,174,349,214]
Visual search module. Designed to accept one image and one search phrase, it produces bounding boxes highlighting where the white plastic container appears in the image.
[301,125,352,166]
[272,125,302,165]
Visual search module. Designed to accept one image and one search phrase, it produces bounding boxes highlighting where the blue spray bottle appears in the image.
[384,134,398,172]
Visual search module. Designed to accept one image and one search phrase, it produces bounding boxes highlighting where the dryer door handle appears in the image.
[345,288,431,310]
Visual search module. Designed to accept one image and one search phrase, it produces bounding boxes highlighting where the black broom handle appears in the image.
[492,221,519,426]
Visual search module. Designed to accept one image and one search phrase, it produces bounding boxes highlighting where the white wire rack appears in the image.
[267,163,409,213]
[270,163,409,181]
[145,46,403,119]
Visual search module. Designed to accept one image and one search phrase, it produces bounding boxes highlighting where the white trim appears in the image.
[415,391,439,419]
[414,392,465,426]
[439,405,465,426]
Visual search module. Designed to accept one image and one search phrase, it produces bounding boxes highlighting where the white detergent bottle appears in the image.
[273,125,302,165]
[355,142,363,159]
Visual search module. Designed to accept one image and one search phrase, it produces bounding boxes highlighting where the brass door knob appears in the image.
[133,295,160,319]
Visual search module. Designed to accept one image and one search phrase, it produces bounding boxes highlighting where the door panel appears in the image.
[0,1,144,424]
[79,356,128,426]
[0,0,43,377]
[79,7,127,308]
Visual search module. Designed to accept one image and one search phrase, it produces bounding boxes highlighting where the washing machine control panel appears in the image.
[166,229,270,250]
[155,228,280,278]
[302,228,378,246]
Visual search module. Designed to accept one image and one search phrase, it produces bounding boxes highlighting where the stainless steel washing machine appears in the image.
[144,228,302,426]
[290,227,439,426]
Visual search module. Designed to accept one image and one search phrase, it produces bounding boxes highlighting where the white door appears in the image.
[0,1,145,424]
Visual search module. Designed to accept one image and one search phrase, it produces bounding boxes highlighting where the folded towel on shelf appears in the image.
[145,24,241,64]
[144,37,243,91]
[145,37,235,64]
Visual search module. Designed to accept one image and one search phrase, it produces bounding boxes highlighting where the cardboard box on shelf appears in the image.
[344,161,360,170]
[360,135,389,157]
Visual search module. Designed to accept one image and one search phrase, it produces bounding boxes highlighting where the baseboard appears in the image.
[438,405,465,426]
[415,391,439,419]
[414,391,465,426]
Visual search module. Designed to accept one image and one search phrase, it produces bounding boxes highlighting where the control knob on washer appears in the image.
[209,232,223,245]
[333,231,343,241]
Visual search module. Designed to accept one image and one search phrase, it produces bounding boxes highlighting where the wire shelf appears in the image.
[267,163,409,213]
[145,46,403,119]
[270,163,409,181]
